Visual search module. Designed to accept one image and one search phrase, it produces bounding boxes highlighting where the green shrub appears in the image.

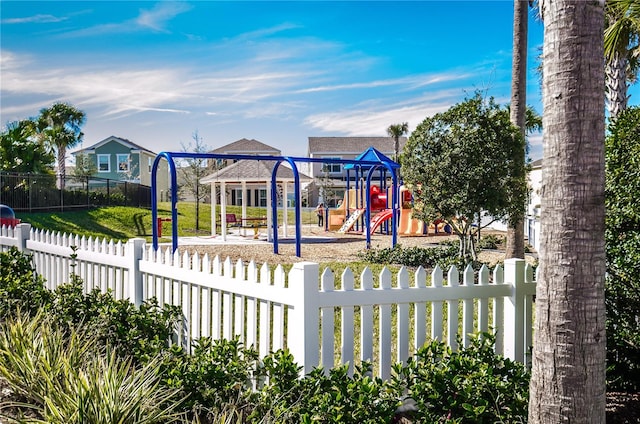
[49,278,182,363]
[251,352,398,424]
[358,243,479,271]
[0,311,185,423]
[162,337,260,417]
[476,234,505,250]
[0,247,51,318]
[389,333,529,423]
[605,106,640,391]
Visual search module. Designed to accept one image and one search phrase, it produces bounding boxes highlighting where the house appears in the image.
[307,136,406,206]
[71,136,170,199]
[525,159,542,252]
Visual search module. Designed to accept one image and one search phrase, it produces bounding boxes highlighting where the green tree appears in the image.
[36,102,86,189]
[386,122,409,162]
[400,93,527,261]
[72,153,97,189]
[604,106,640,391]
[604,0,640,120]
[529,1,606,422]
[0,120,54,173]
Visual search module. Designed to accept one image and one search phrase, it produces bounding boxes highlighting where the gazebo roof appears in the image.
[200,159,312,184]
[343,146,400,170]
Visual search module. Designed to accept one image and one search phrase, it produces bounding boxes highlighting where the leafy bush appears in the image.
[389,333,530,423]
[251,352,398,424]
[0,247,51,318]
[358,243,478,271]
[0,311,185,423]
[162,337,260,417]
[476,234,505,250]
[49,278,182,363]
[605,107,640,391]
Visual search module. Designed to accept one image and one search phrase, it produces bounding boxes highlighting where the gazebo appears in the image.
[200,159,313,241]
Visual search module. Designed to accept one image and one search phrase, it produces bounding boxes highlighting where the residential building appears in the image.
[307,136,406,206]
[71,136,169,198]
[525,159,542,252]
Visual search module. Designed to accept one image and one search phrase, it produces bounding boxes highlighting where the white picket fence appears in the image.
[1,223,536,377]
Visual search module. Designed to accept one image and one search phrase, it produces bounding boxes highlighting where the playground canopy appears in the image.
[344,147,400,171]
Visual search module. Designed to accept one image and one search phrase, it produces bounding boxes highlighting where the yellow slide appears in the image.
[399,208,428,236]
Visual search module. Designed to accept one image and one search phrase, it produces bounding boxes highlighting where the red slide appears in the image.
[369,209,394,233]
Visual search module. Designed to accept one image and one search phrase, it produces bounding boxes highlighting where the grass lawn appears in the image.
[17,202,318,242]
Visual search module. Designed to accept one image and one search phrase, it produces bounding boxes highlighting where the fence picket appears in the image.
[258,263,271,357]
[493,265,505,355]
[379,267,392,380]
[246,261,258,349]
[341,268,355,375]
[360,267,374,364]
[462,264,475,348]
[321,267,335,372]
[478,265,490,335]
[397,266,410,365]
[431,265,444,341]
[414,266,427,350]
[234,260,246,341]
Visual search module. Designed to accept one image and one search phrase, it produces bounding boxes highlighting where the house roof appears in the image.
[343,147,400,170]
[209,138,281,155]
[530,158,543,168]
[308,137,407,155]
[200,159,312,184]
[73,136,157,155]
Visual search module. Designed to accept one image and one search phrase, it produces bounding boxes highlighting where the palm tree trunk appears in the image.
[605,50,628,121]
[506,0,528,259]
[57,146,66,190]
[529,1,606,422]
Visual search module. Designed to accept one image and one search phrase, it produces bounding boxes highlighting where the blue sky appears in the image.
[2,1,549,160]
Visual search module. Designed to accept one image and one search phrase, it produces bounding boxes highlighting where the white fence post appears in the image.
[15,223,31,252]
[127,238,145,306]
[503,258,525,362]
[287,261,320,375]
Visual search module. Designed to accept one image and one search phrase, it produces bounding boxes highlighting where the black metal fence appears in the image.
[0,172,153,212]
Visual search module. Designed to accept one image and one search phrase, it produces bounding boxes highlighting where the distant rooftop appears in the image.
[308,136,407,155]
[200,159,312,184]
[210,138,281,155]
[74,136,157,155]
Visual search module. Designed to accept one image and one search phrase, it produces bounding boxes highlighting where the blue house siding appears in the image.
[72,136,169,198]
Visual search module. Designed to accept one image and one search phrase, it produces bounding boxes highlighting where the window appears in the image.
[117,154,130,172]
[148,157,152,173]
[97,154,110,172]
[321,157,342,174]
[258,189,267,207]
[235,189,243,204]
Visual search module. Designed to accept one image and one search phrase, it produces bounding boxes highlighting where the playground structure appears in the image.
[328,185,451,237]
[151,150,400,256]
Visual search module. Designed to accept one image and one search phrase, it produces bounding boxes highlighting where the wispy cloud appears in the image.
[296,72,472,94]
[233,22,302,41]
[136,2,192,32]
[304,90,468,136]
[60,1,191,37]
[0,50,313,121]
[1,14,68,24]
